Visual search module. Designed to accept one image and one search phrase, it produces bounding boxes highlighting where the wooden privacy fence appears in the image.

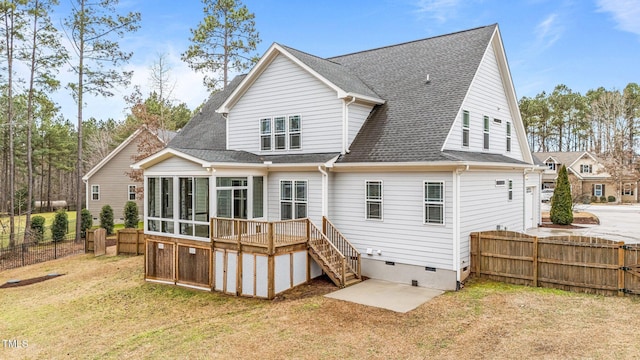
[471,231,640,296]
[116,229,144,255]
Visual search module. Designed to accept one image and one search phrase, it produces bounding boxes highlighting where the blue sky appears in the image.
[52,0,640,123]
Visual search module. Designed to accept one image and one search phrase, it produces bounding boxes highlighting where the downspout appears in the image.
[453,165,467,288]
[318,165,328,218]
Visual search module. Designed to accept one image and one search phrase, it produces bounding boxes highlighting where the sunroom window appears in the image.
[147,176,210,239]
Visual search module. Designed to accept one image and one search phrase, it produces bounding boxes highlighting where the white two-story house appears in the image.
[134,24,542,298]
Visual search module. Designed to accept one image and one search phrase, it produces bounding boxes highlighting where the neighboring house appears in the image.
[533,151,638,203]
[133,24,542,296]
[83,127,176,225]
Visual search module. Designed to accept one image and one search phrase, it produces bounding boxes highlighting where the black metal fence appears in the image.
[0,235,84,271]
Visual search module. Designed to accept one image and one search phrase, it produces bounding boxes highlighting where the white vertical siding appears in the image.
[458,170,525,266]
[267,171,323,226]
[443,44,524,162]
[144,156,208,176]
[228,54,344,154]
[328,172,454,270]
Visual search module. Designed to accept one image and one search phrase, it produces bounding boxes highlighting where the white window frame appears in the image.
[594,184,603,197]
[260,118,271,151]
[462,110,469,147]
[623,183,635,196]
[128,185,136,201]
[546,162,557,171]
[508,179,513,201]
[279,180,307,220]
[365,180,383,221]
[289,115,301,150]
[146,176,210,240]
[91,185,100,201]
[580,164,592,173]
[274,116,287,150]
[483,116,490,150]
[506,121,511,152]
[423,181,445,225]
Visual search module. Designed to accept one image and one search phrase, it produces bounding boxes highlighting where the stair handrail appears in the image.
[322,216,361,278]
[308,219,347,286]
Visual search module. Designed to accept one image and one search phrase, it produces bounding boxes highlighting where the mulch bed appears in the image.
[0,273,65,289]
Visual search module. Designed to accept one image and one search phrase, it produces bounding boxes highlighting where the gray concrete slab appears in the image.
[324,279,443,313]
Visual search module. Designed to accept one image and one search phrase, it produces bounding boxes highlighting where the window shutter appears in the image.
[602,184,605,195]
[591,184,594,196]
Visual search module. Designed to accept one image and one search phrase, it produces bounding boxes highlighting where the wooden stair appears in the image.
[307,219,361,288]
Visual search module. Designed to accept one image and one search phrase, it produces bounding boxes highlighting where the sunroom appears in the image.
[132,149,359,298]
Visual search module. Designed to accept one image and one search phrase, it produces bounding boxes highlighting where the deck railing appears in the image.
[322,217,361,278]
[308,221,347,285]
[211,217,308,251]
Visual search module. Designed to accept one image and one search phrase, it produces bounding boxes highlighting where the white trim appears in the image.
[127,184,137,201]
[461,110,470,148]
[216,43,384,113]
[91,185,100,201]
[279,179,308,220]
[423,181,445,225]
[364,180,383,221]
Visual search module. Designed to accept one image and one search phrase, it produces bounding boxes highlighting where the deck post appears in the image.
[322,216,327,235]
[268,222,274,255]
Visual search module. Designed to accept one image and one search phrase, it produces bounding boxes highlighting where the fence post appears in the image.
[532,236,538,287]
[476,233,481,277]
[618,241,626,297]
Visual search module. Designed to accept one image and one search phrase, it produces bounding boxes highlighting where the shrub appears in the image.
[100,205,114,235]
[30,216,46,243]
[550,165,573,225]
[591,195,598,203]
[600,196,607,203]
[51,210,69,242]
[80,209,93,238]
[608,195,616,203]
[123,201,139,229]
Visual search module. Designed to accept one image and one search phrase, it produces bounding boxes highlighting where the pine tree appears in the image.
[550,165,573,225]
[99,205,114,235]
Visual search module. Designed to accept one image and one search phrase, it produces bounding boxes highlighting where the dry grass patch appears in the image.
[1,254,640,359]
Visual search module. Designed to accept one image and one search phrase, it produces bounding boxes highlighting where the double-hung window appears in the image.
[506,122,512,152]
[128,185,136,200]
[424,181,444,225]
[260,118,271,150]
[91,185,100,200]
[280,180,307,220]
[365,181,383,220]
[259,115,302,151]
[508,180,513,201]
[483,116,490,150]
[462,111,470,147]
[580,164,592,173]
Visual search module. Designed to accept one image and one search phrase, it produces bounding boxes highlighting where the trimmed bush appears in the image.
[80,209,93,238]
[100,205,114,235]
[600,196,607,203]
[591,195,598,203]
[51,210,69,242]
[550,165,573,225]
[30,216,46,243]
[608,195,616,203]
[124,201,139,229]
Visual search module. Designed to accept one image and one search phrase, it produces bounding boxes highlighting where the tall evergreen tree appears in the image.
[64,0,140,241]
[550,165,573,226]
[182,0,261,91]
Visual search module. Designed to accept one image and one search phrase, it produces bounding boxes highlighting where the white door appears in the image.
[524,186,534,229]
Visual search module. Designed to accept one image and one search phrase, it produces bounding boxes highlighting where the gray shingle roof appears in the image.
[331,24,497,163]
[280,45,380,100]
[168,75,246,150]
[170,25,505,166]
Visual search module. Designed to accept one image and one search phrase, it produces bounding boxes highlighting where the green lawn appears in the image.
[0,211,77,247]
[1,254,639,359]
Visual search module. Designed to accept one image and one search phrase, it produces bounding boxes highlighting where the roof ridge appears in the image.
[327,24,497,60]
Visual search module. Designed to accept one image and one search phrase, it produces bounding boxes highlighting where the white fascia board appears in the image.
[342,92,385,105]
[131,148,210,170]
[332,161,536,172]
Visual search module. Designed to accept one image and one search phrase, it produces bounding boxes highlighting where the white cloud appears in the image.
[596,0,640,36]
[414,0,462,22]
[535,13,562,49]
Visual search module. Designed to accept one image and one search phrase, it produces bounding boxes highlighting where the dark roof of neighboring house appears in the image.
[331,24,497,163]
[170,24,504,165]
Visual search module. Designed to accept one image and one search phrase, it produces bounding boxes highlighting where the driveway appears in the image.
[527,203,640,244]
